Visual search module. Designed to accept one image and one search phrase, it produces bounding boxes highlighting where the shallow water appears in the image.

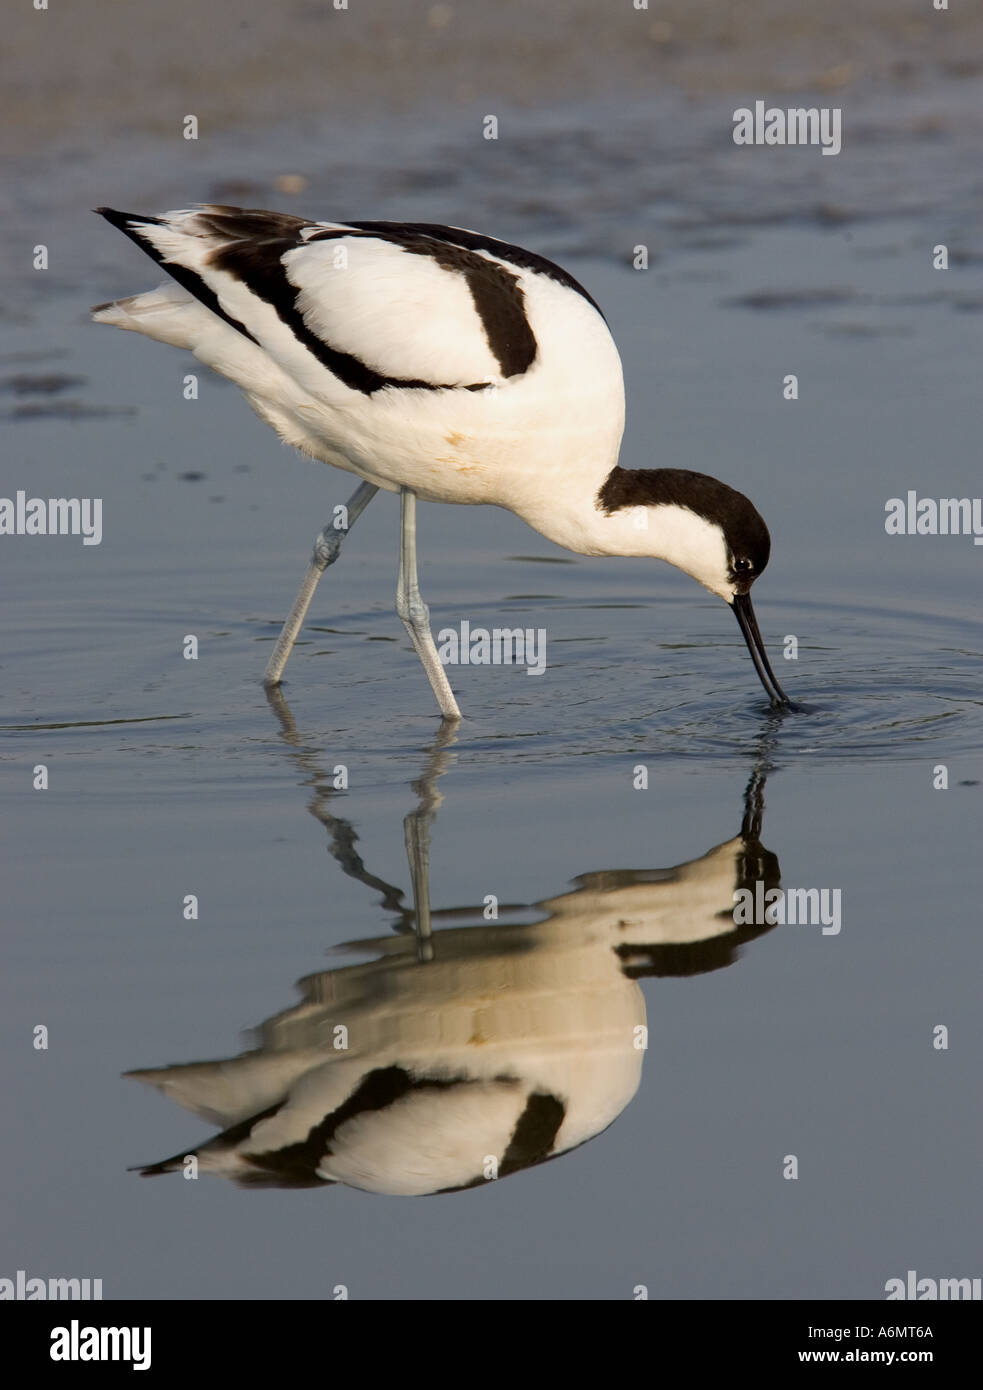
[2,3,982,1300]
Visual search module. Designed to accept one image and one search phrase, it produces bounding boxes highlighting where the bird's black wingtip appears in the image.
[94,207,163,232]
[127,1160,175,1177]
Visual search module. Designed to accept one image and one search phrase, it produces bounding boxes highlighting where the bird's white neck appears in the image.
[506,465,733,599]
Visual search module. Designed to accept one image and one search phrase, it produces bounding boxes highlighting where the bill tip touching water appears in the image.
[92,203,794,716]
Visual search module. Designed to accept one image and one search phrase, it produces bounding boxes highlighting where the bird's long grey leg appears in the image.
[395,487,462,720]
[404,813,434,962]
[402,719,458,961]
[263,481,379,688]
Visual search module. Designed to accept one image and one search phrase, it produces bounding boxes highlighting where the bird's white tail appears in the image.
[91,282,201,349]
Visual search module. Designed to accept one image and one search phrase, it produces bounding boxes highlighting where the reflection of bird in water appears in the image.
[128,710,782,1195]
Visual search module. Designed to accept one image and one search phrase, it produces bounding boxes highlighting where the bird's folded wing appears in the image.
[96,206,534,400]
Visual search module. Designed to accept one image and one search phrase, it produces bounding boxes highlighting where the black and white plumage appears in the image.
[127,795,781,1196]
[93,204,791,712]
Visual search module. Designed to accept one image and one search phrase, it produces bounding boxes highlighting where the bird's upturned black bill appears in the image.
[731,592,790,708]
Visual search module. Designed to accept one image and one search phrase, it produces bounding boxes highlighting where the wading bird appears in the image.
[93,205,791,717]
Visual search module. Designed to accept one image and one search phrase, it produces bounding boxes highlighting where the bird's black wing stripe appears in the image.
[93,207,260,346]
[309,225,537,377]
[211,233,398,393]
[499,1091,566,1175]
[348,219,606,319]
[210,232,491,394]
[434,1089,568,1193]
[243,1065,479,1185]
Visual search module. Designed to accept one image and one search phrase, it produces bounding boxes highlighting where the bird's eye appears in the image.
[733,557,753,574]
